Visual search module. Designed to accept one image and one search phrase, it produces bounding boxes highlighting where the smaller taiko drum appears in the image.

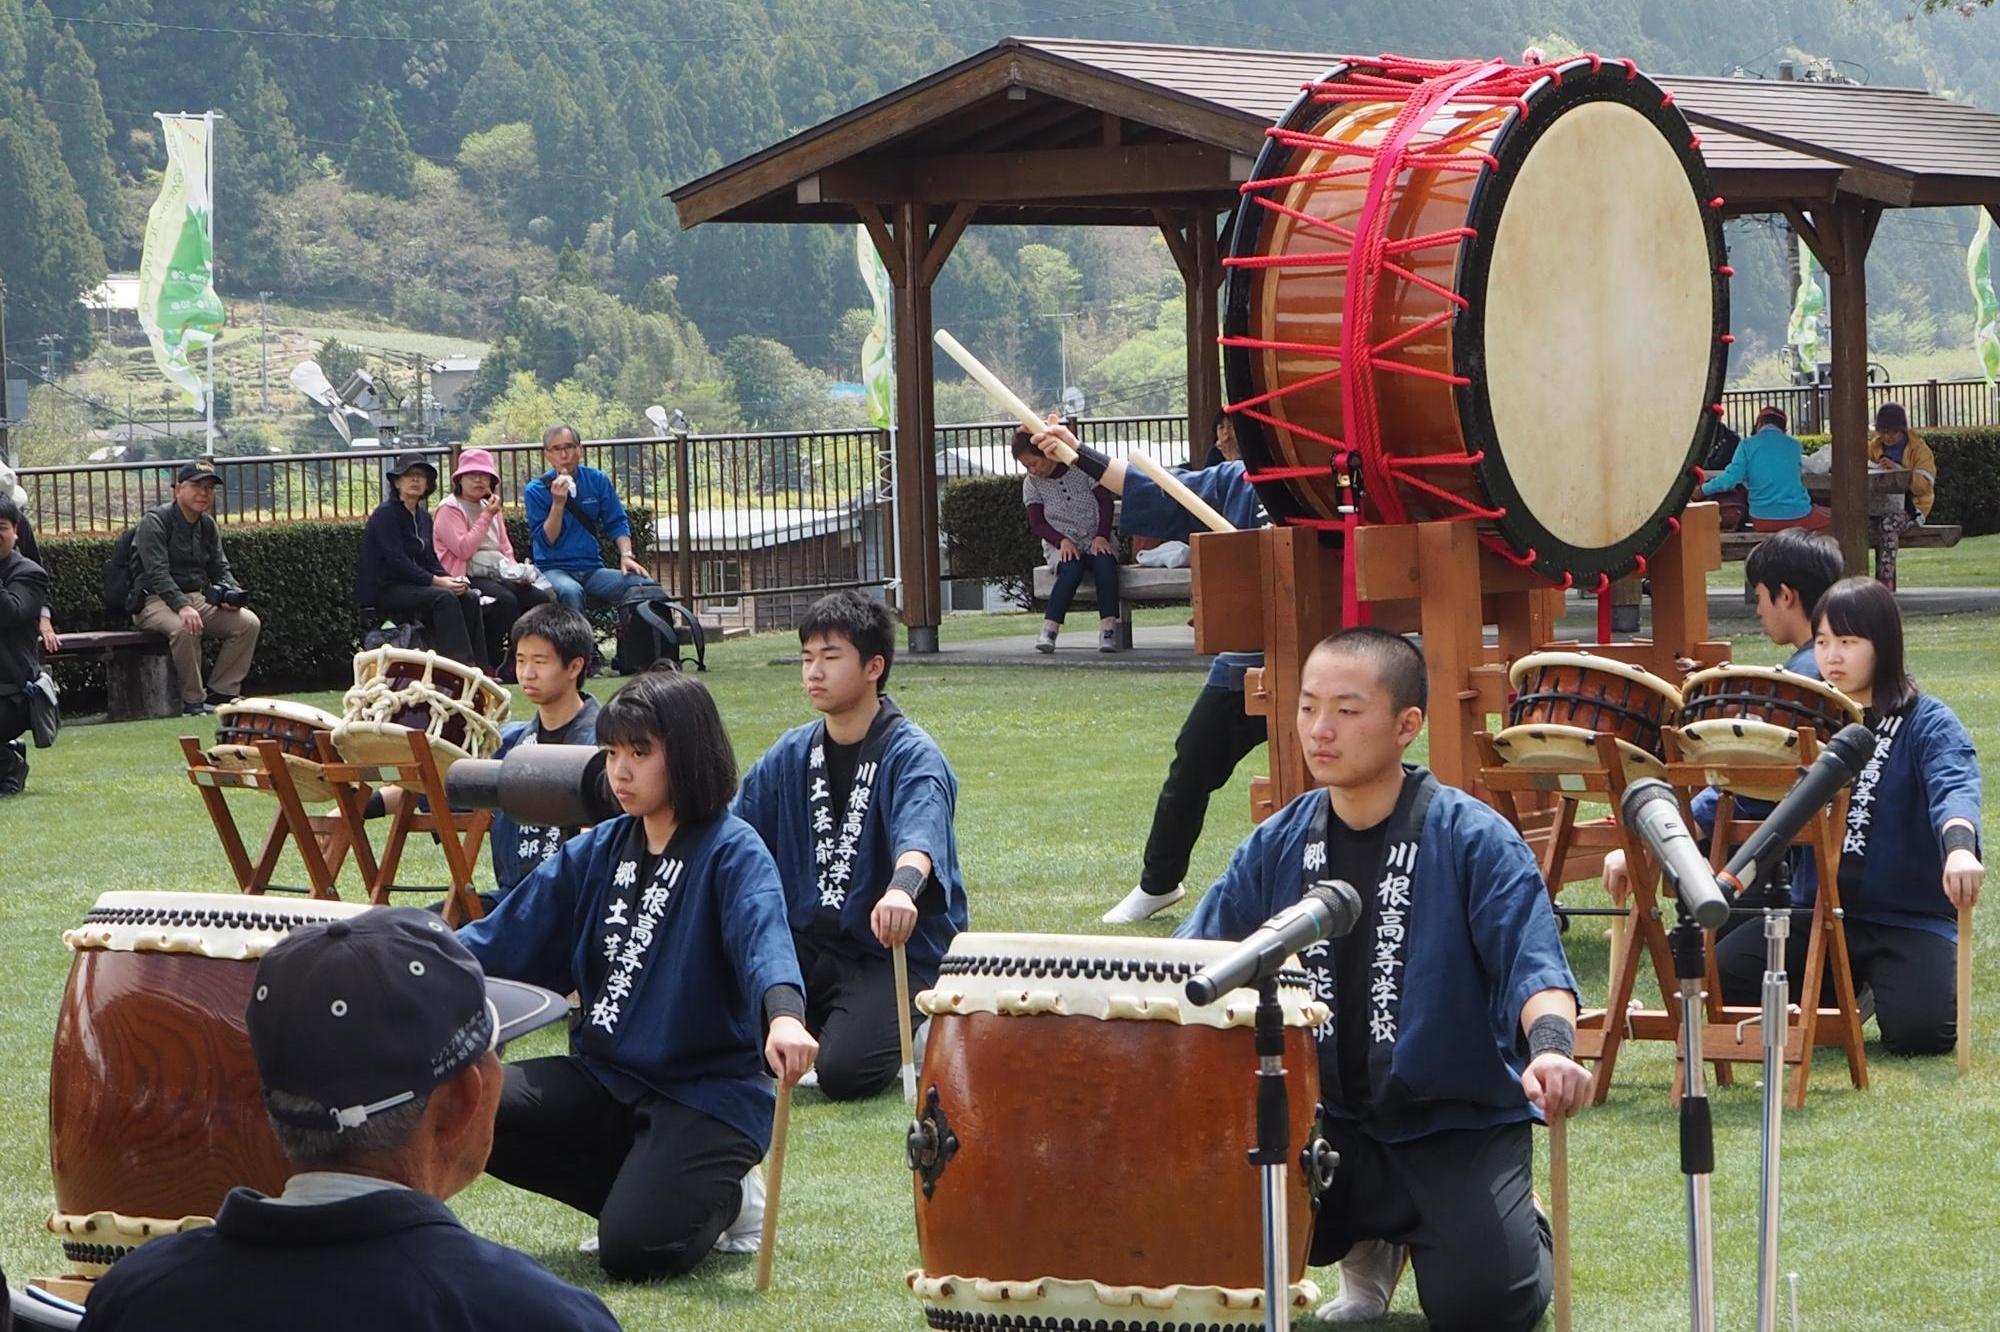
[907,934,1328,1330]
[209,699,342,803]
[1673,666,1862,798]
[48,891,369,1273]
[334,646,509,769]
[1508,652,1684,757]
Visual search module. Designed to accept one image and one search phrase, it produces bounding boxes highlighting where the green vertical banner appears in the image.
[138,114,226,409]
[1969,211,2000,385]
[1787,235,1825,376]
[856,223,894,429]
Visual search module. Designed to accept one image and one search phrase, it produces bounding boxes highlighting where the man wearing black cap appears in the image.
[355,454,487,668]
[130,460,260,716]
[76,908,618,1332]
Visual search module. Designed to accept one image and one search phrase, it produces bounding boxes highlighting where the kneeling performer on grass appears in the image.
[459,669,818,1279]
[734,591,967,1101]
[1178,628,1592,1330]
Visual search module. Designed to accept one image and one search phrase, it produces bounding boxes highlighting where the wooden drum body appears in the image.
[209,698,342,803]
[48,891,368,1272]
[907,934,1327,1330]
[336,646,509,768]
[1224,56,1728,586]
[1675,666,1862,798]
[1495,650,1684,781]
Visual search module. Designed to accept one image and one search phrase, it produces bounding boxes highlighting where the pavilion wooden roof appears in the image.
[670,36,2000,228]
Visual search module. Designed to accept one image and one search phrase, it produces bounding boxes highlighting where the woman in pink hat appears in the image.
[435,448,555,680]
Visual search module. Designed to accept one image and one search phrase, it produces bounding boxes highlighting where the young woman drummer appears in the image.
[1712,576,1984,1055]
[459,668,817,1278]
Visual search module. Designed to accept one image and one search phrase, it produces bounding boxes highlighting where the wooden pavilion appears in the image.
[671,37,2000,650]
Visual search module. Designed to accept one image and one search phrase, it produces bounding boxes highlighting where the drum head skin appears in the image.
[1490,723,1668,783]
[1226,56,1727,586]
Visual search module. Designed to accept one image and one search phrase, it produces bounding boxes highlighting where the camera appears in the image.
[207,584,252,610]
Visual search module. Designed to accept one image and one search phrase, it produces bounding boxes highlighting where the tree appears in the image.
[39,27,123,259]
[453,48,535,140]
[458,121,537,225]
[345,89,417,200]
[0,105,107,357]
[224,51,305,198]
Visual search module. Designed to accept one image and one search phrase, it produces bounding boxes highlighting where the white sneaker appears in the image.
[1101,883,1185,924]
[577,1233,600,1255]
[797,1067,819,1090]
[1314,1240,1406,1322]
[713,1165,766,1254]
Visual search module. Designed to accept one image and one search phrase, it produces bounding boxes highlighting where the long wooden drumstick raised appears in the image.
[932,328,1236,535]
[894,943,917,1105]
[1959,902,1973,1076]
[1550,1113,1572,1332]
[755,1081,794,1291]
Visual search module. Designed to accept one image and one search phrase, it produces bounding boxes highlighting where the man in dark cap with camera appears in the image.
[77,908,619,1332]
[129,460,260,716]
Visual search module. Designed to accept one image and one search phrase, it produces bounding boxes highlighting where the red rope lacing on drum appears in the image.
[1224,55,1578,612]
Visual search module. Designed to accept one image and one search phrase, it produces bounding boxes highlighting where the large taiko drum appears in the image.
[48,891,369,1272]
[1492,650,1684,781]
[1673,665,1862,798]
[334,646,509,769]
[907,934,1327,1330]
[1223,55,1729,586]
[209,698,343,803]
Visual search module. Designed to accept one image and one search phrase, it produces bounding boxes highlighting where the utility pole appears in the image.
[38,333,63,387]
[258,290,272,410]
[0,276,12,467]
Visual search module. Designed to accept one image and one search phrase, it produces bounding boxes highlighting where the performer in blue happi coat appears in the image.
[460,669,818,1281]
[1179,629,1592,1330]
[484,605,601,907]
[1712,576,1984,1054]
[734,590,966,1101]
[1023,418,1270,925]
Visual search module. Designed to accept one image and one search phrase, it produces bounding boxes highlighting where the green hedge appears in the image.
[40,508,652,709]
[1794,429,1998,535]
[940,475,1041,609]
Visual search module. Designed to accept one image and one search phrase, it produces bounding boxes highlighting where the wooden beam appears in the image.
[1802,204,1846,275]
[982,99,1094,151]
[855,203,906,287]
[920,202,976,287]
[817,142,1244,205]
[1102,111,1123,146]
[1827,197,1872,574]
[1153,207,1193,278]
[891,202,943,649]
[1782,205,1830,271]
[1186,207,1223,463]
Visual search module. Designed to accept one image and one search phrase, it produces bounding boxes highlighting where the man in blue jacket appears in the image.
[524,424,654,611]
[77,909,616,1332]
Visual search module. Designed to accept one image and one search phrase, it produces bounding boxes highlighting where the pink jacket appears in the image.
[431,494,517,577]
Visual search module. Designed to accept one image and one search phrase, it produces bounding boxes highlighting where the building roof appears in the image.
[653,504,860,553]
[82,273,141,313]
[672,36,2000,227]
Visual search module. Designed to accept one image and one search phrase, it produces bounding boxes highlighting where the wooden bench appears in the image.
[1029,564,1192,649]
[1720,522,1961,568]
[48,629,178,720]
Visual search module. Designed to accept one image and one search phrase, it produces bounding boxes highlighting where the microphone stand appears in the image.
[1753,866,1800,1332]
[1668,895,1717,1332]
[1251,974,1292,1332]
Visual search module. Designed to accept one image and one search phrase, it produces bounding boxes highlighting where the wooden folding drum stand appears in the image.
[182,735,375,899]
[315,729,493,927]
[1666,731,1869,1109]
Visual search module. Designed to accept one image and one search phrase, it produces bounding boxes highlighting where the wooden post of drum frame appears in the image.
[181,735,372,899]
[1665,730,1869,1109]
[316,729,493,926]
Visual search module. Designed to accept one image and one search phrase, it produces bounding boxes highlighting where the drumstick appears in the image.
[1959,901,1973,1076]
[932,328,1237,535]
[1550,1112,1572,1332]
[755,1081,793,1292]
[894,943,917,1105]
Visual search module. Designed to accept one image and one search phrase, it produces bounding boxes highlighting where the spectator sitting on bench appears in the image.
[1698,405,1830,533]
[0,463,60,658]
[434,448,553,682]
[523,424,654,612]
[1,493,51,797]
[130,461,261,717]
[1012,427,1121,655]
[356,454,488,669]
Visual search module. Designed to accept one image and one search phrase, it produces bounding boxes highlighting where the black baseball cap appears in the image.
[176,460,223,485]
[246,908,564,1133]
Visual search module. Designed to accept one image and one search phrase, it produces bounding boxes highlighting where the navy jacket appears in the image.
[75,1186,619,1331]
[355,499,447,606]
[1119,459,1267,690]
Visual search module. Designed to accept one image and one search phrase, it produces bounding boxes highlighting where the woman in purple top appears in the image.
[1012,429,1120,654]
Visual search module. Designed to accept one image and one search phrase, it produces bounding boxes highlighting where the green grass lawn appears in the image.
[1706,531,2000,591]
[3,615,1997,1329]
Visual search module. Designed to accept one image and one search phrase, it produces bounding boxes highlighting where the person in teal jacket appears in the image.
[1700,406,1829,531]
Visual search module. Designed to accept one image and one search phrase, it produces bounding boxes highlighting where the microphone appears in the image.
[1718,721,1876,898]
[445,744,620,828]
[1621,779,1732,929]
[1185,880,1365,1006]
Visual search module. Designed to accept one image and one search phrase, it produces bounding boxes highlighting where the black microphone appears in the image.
[445,744,620,827]
[1718,721,1876,898]
[1185,880,1365,1006]
[1620,779,1731,930]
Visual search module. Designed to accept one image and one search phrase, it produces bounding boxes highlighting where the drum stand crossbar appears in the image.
[182,735,374,898]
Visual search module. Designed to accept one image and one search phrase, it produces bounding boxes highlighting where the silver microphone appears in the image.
[1621,779,1731,929]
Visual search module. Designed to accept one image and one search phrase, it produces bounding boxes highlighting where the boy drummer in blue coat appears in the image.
[734,591,967,1101]
[460,669,817,1279]
[1179,629,1592,1330]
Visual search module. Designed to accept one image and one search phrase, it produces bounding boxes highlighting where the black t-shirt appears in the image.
[1326,807,1391,1108]
[810,735,865,936]
[534,702,592,747]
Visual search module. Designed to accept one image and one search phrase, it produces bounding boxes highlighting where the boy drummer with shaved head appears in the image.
[1179,628,1591,1329]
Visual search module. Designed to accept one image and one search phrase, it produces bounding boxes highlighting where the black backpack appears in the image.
[102,525,141,618]
[613,586,706,674]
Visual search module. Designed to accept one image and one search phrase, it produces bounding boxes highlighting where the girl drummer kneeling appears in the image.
[459,668,817,1278]
[1712,576,1984,1055]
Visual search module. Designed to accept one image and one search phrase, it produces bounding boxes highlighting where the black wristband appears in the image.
[1527,1013,1576,1060]
[1943,823,1979,857]
[1067,444,1111,482]
[763,983,806,1027]
[888,863,926,897]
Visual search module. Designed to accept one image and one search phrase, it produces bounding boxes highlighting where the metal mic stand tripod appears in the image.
[1251,974,1293,1332]
[1668,897,1717,1332]
[1752,866,1800,1332]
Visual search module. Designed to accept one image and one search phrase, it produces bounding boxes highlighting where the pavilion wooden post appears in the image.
[1158,207,1227,464]
[862,202,974,653]
[1810,195,1882,575]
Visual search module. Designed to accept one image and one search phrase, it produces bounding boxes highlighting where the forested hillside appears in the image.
[5,0,2000,446]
